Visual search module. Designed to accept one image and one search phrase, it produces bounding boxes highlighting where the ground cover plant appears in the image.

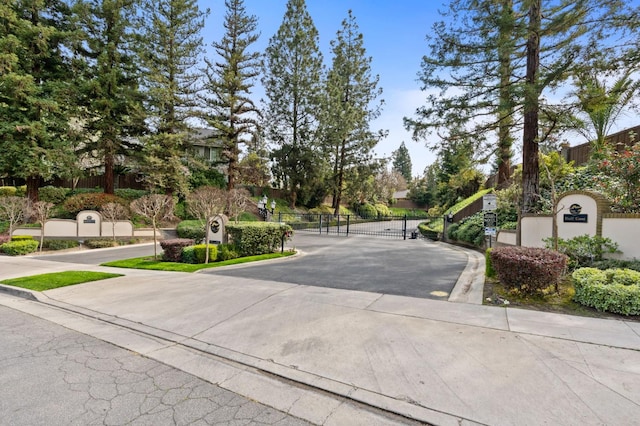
[101,252,295,272]
[1,271,123,292]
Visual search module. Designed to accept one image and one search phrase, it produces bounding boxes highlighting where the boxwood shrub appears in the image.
[11,235,35,241]
[193,244,217,263]
[572,268,640,315]
[226,222,293,257]
[1,240,39,255]
[490,246,568,294]
[217,243,239,261]
[41,239,80,250]
[176,220,206,241]
[84,238,117,249]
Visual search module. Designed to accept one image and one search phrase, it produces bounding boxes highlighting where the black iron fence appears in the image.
[275,213,439,240]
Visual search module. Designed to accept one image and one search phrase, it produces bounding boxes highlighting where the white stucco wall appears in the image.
[44,220,77,237]
[521,216,552,248]
[101,221,134,238]
[602,218,640,260]
[497,230,517,246]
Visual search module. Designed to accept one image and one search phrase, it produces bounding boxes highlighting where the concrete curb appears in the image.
[444,243,486,304]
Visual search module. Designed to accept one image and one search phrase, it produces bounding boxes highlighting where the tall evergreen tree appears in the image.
[391,141,412,183]
[0,0,78,202]
[201,0,260,191]
[137,0,209,196]
[321,10,385,215]
[74,0,146,195]
[405,0,521,186]
[262,0,325,207]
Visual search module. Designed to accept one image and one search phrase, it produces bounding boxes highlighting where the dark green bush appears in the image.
[591,259,640,272]
[84,239,117,249]
[226,222,293,257]
[181,246,197,264]
[544,234,619,270]
[490,246,568,294]
[11,235,34,241]
[160,238,194,262]
[1,240,39,255]
[114,189,149,201]
[41,239,79,250]
[63,193,129,216]
[573,267,640,315]
[446,223,460,240]
[455,213,485,246]
[193,244,218,263]
[38,186,70,204]
[217,243,239,261]
[176,220,206,241]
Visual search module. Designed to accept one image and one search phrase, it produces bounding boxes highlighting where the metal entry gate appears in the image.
[276,213,439,239]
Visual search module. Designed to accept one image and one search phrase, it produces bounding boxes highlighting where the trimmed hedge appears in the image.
[490,246,568,293]
[84,239,117,249]
[0,186,25,197]
[160,238,194,262]
[1,240,39,255]
[176,220,206,241]
[41,239,80,250]
[63,193,129,216]
[573,268,640,315]
[226,222,293,257]
[217,243,239,261]
[11,235,34,241]
[193,244,217,263]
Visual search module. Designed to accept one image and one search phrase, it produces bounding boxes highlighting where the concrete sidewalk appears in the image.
[1,254,640,425]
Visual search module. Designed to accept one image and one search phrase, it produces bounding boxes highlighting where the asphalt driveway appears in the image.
[202,233,468,300]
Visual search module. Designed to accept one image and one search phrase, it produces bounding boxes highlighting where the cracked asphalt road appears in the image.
[0,305,311,426]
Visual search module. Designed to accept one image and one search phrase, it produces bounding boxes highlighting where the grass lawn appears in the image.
[1,271,123,292]
[101,251,296,272]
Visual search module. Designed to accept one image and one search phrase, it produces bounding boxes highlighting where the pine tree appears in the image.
[392,142,412,183]
[73,0,146,195]
[321,10,385,216]
[137,0,209,196]
[0,0,78,202]
[201,0,260,191]
[262,0,325,207]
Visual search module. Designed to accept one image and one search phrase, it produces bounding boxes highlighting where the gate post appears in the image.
[346,215,350,236]
[403,214,407,240]
[337,214,340,235]
[326,214,330,234]
[319,214,322,234]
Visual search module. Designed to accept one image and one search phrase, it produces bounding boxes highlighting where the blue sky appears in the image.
[198,0,443,178]
[197,0,640,178]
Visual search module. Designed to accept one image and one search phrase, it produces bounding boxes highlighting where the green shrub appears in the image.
[455,213,485,246]
[0,240,39,255]
[0,186,17,197]
[15,186,26,197]
[356,203,377,219]
[193,244,218,263]
[160,238,194,262]
[309,205,334,215]
[41,239,80,250]
[573,267,640,315]
[374,203,392,217]
[226,222,293,257]
[485,248,496,278]
[217,243,239,261]
[38,186,70,204]
[544,234,619,269]
[418,223,439,240]
[63,193,129,216]
[84,239,117,249]
[176,220,206,241]
[447,223,460,240]
[11,235,34,241]
[490,246,568,294]
[181,245,197,264]
[591,258,640,272]
[114,189,149,201]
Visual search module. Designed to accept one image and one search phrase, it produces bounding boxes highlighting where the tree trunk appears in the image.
[497,0,514,186]
[521,0,541,214]
[26,176,40,203]
[104,152,115,195]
